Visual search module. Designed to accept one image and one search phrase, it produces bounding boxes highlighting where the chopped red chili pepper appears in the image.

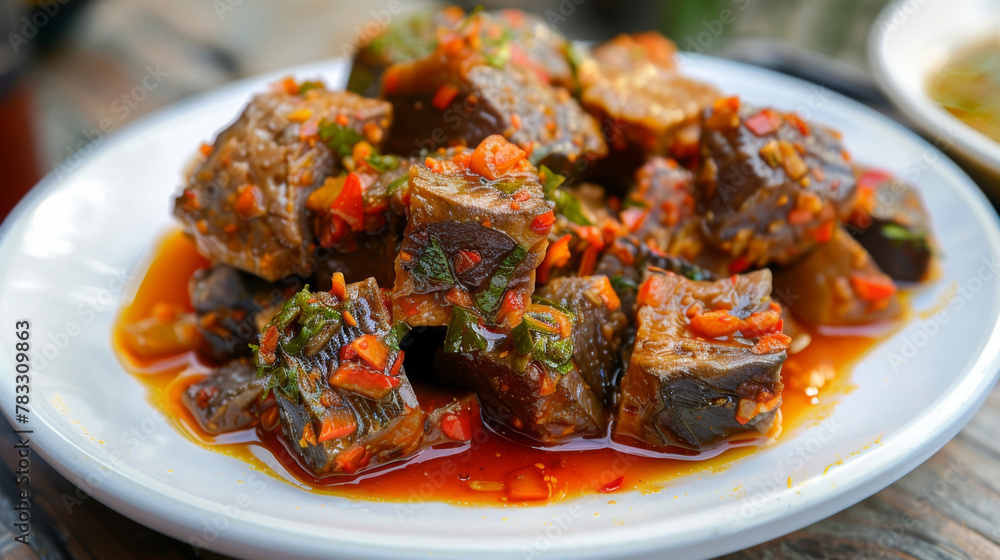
[530,211,556,235]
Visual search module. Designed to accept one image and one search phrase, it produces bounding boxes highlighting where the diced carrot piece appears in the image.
[849,274,897,301]
[335,443,369,474]
[431,84,461,110]
[470,134,527,180]
[234,184,264,219]
[329,272,347,300]
[738,309,782,338]
[349,334,390,371]
[504,465,551,501]
[744,109,781,136]
[689,310,741,338]
[785,112,811,136]
[281,77,298,95]
[752,333,792,354]
[577,244,600,277]
[594,276,622,311]
[728,255,752,274]
[812,219,835,243]
[199,142,213,157]
[538,234,572,284]
[259,325,279,364]
[787,208,813,225]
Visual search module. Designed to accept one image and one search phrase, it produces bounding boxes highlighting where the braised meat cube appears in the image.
[182,358,264,434]
[622,156,699,255]
[613,269,789,452]
[392,137,551,327]
[174,82,392,281]
[350,8,574,96]
[847,168,934,282]
[536,276,628,406]
[596,236,715,319]
[580,33,721,158]
[306,160,411,290]
[381,30,606,174]
[435,302,608,443]
[254,279,424,476]
[535,170,626,285]
[491,9,576,90]
[773,227,902,327]
[190,265,305,362]
[348,7,466,96]
[314,225,402,290]
[696,98,857,267]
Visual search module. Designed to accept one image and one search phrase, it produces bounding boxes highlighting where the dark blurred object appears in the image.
[0,84,38,219]
[0,0,90,219]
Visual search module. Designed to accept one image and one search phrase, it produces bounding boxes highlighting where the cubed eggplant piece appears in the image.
[381,34,606,174]
[623,156,699,255]
[536,276,628,406]
[596,236,715,319]
[182,358,264,434]
[254,279,424,476]
[696,98,857,267]
[190,266,305,362]
[392,144,551,327]
[847,168,934,282]
[580,33,721,159]
[435,301,608,443]
[174,83,392,281]
[613,269,789,452]
[772,227,902,327]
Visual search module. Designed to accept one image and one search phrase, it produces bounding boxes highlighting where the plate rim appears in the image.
[2,54,1000,560]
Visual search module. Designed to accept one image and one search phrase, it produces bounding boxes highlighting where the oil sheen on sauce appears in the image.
[113,231,887,505]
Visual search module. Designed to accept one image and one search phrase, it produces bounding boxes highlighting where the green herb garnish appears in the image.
[411,237,455,288]
[365,154,401,173]
[319,120,364,158]
[539,165,592,226]
[476,246,527,318]
[444,307,489,354]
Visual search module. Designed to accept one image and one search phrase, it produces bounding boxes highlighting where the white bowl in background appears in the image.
[869,0,1000,192]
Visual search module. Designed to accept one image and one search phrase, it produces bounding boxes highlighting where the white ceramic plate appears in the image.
[1,55,999,560]
[869,0,1000,188]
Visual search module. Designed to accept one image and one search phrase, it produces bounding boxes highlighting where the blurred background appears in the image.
[0,0,897,219]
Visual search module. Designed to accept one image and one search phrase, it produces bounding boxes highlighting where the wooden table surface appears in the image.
[0,383,997,560]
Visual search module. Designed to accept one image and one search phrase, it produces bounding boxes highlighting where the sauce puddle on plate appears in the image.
[113,231,891,505]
